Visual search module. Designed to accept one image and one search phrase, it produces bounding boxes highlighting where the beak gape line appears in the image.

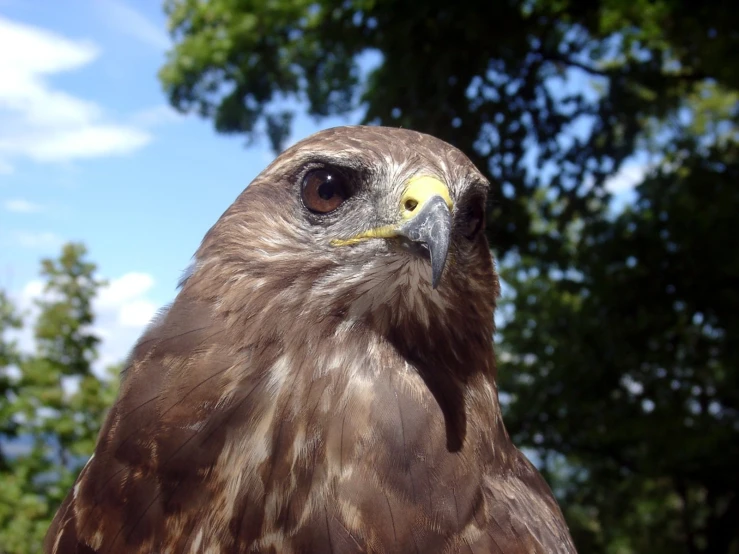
[331,176,453,289]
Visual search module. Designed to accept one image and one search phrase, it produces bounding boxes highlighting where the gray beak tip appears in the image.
[431,261,444,289]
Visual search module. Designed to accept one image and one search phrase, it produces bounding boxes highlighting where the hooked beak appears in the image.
[396,194,452,288]
[331,175,453,289]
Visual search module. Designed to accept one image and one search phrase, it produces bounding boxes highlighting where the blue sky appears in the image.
[0,0,359,367]
[0,0,644,370]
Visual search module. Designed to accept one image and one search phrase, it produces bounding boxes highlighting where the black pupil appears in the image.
[318,179,336,200]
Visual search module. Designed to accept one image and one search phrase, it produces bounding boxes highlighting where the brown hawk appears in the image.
[45,126,577,553]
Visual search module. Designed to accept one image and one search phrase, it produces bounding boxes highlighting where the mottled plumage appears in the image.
[45,126,576,553]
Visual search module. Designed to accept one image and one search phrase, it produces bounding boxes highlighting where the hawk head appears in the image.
[193,125,498,347]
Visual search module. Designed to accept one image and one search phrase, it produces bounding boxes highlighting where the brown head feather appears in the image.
[45,126,576,553]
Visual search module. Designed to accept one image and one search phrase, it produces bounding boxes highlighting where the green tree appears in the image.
[0,244,119,553]
[0,292,46,554]
[499,132,739,552]
[0,292,22,470]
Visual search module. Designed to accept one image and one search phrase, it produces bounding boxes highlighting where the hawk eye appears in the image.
[301,168,349,214]
[460,201,484,239]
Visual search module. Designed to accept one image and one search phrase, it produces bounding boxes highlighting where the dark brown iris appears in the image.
[301,168,349,214]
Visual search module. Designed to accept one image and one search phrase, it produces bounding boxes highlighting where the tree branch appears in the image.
[541,52,709,83]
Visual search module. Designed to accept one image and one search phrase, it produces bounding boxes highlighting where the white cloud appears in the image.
[6,280,51,358]
[92,273,159,369]
[0,16,152,170]
[0,158,13,175]
[10,231,63,248]
[119,300,157,328]
[95,0,170,51]
[97,272,154,308]
[20,280,45,302]
[4,199,45,213]
[8,271,161,378]
[604,162,648,194]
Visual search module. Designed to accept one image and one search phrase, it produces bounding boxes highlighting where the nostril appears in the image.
[404,199,418,212]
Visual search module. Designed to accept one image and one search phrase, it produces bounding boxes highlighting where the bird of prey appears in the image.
[45,126,576,553]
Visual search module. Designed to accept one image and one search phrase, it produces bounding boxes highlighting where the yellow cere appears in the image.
[400,175,453,219]
[331,175,453,247]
